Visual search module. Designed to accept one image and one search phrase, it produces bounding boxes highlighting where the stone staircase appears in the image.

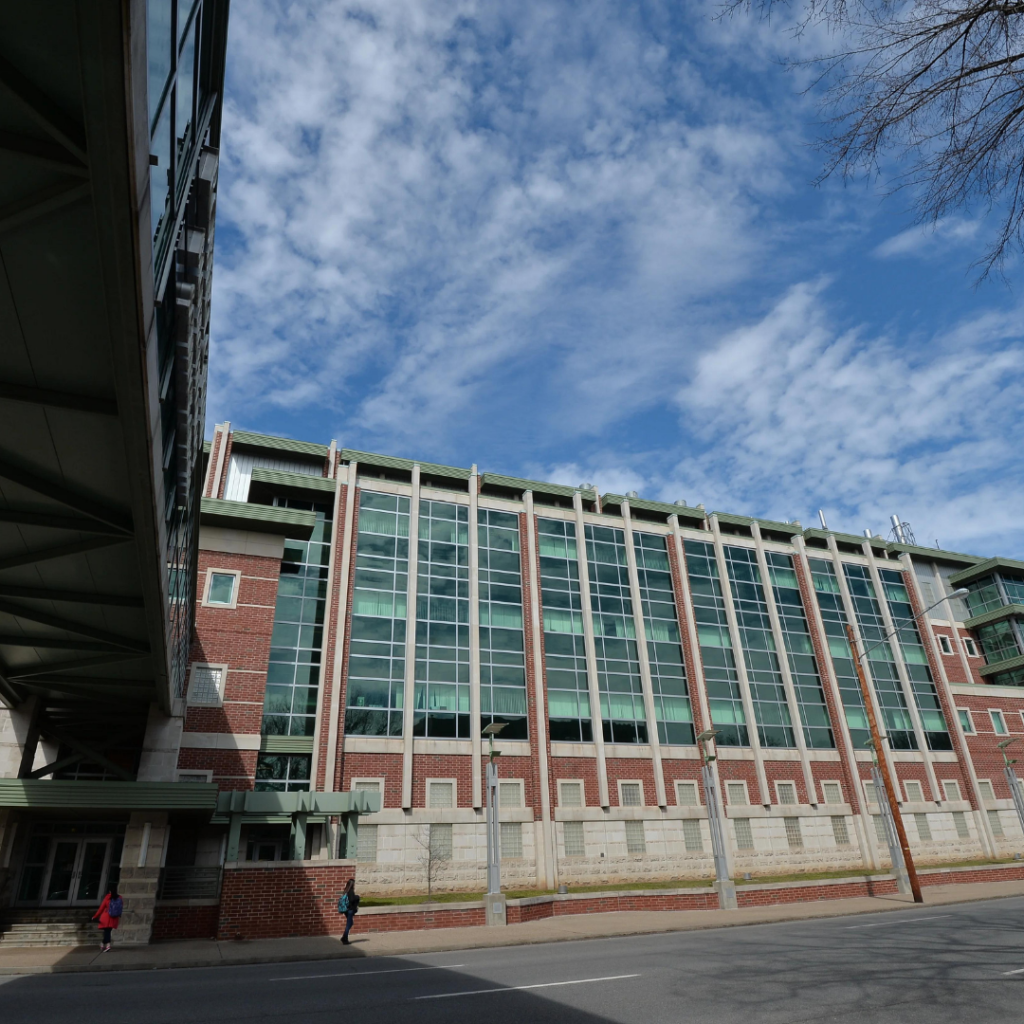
[0,909,98,947]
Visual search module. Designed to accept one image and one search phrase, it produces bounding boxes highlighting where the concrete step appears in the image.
[0,921,97,947]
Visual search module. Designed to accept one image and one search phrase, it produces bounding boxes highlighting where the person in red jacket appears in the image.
[91,886,123,952]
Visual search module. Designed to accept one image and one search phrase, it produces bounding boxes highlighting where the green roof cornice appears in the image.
[231,430,330,459]
[602,494,705,525]
[964,604,1024,630]
[200,498,316,539]
[0,779,219,810]
[713,512,802,536]
[250,467,335,495]
[980,652,1024,678]
[343,449,473,481]
[802,528,873,546]
[950,557,1024,586]
[483,473,592,499]
[887,543,981,566]
[203,439,212,453]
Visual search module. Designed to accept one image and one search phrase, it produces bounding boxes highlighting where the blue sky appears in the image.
[208,1,1024,558]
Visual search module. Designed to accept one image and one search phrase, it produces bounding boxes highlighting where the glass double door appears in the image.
[41,838,111,906]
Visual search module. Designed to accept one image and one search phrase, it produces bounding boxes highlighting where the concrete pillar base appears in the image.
[484,891,507,926]
[117,812,169,945]
[715,878,738,910]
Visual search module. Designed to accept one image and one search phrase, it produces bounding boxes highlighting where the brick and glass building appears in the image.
[146,424,1024,898]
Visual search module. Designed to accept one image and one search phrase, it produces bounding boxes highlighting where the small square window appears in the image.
[990,710,1008,736]
[176,770,212,783]
[958,709,975,734]
[207,571,238,606]
[675,780,700,807]
[563,821,585,856]
[938,634,953,655]
[904,780,925,803]
[776,781,798,806]
[499,781,523,809]
[625,820,646,854]
[726,782,749,806]
[964,637,979,657]
[978,779,996,801]
[864,781,879,805]
[559,781,583,807]
[821,781,843,805]
[619,782,643,807]
[428,780,454,808]
[187,664,224,706]
[942,780,962,802]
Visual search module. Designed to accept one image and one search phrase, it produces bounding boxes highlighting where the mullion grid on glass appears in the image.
[635,533,693,745]
[684,540,748,746]
[964,575,1004,617]
[724,546,795,748]
[765,553,834,749]
[254,753,312,793]
[842,564,917,750]
[414,500,470,738]
[585,525,646,744]
[878,568,952,750]
[538,519,592,741]
[261,500,332,739]
[977,619,1023,662]
[479,510,528,739]
[808,559,870,749]
[345,491,410,736]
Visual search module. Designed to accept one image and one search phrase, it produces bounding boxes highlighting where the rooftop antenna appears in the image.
[818,510,828,530]
[889,514,916,545]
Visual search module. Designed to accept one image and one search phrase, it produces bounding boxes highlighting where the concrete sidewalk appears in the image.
[3,878,1023,975]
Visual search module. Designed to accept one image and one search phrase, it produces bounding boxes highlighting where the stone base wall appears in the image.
[216,860,356,940]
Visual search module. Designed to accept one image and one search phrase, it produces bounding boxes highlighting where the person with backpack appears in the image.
[92,885,123,952]
[337,877,360,944]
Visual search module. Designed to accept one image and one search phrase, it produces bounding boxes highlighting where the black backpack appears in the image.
[350,893,360,914]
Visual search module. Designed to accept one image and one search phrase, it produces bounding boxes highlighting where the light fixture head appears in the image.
[998,738,1016,749]
[950,588,970,599]
[696,728,718,743]
[482,722,507,737]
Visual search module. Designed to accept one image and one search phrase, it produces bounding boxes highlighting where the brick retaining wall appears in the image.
[152,903,220,941]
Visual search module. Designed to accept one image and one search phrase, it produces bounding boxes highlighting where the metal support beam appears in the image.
[0,635,122,652]
[38,726,133,781]
[0,381,117,416]
[0,129,89,175]
[9,653,143,679]
[0,598,149,651]
[0,536,126,573]
[0,583,143,607]
[0,52,88,161]
[0,180,91,235]
[0,457,132,533]
[0,509,126,535]
[24,752,86,779]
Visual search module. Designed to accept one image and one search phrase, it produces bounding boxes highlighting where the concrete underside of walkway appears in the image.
[3,877,1024,975]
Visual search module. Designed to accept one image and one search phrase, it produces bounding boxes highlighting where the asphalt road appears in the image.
[4,896,1024,1023]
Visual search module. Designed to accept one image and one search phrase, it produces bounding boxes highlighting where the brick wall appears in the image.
[216,863,356,940]
[152,904,219,941]
[763,760,811,805]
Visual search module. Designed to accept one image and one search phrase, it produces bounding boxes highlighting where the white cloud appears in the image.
[874,217,981,259]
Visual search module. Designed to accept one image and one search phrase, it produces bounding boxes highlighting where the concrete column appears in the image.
[0,699,39,778]
[524,492,556,888]
[204,420,230,498]
[469,467,483,809]
[791,536,876,870]
[117,812,170,945]
[136,703,184,781]
[574,491,610,808]
[750,525,817,806]
[325,460,358,792]
[402,465,422,808]
[621,500,667,807]
[709,517,771,806]
[862,544,942,803]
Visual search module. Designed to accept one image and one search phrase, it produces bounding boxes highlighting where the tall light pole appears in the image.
[697,728,736,909]
[846,587,969,905]
[997,739,1024,838]
[482,722,506,901]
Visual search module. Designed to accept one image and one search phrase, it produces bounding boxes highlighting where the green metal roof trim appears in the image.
[0,779,219,809]
[963,603,1024,631]
[343,448,473,480]
[979,652,1024,678]
[213,789,381,817]
[200,498,316,538]
[250,467,335,494]
[950,556,1024,586]
[203,439,212,453]
[231,430,330,459]
[888,543,981,567]
[483,473,593,499]
[714,512,802,535]
[802,528,874,547]
[602,494,705,523]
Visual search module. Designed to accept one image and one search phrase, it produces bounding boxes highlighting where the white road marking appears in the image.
[272,963,465,981]
[414,972,641,1000]
[1002,967,1024,976]
[844,914,954,930]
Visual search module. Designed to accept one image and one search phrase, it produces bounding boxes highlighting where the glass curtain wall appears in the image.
[723,546,795,748]
[585,525,646,743]
[843,564,917,750]
[345,491,410,736]
[635,533,694,744]
[878,569,952,750]
[765,553,835,749]
[808,559,870,749]
[684,541,748,745]
[963,576,1005,616]
[977,620,1022,662]
[538,519,592,741]
[256,498,332,791]
[478,510,528,739]
[414,501,470,738]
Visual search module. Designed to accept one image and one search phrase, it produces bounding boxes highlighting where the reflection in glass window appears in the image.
[147,0,173,126]
[255,753,311,792]
[207,572,235,605]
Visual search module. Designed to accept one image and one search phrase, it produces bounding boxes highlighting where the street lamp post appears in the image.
[482,722,506,925]
[845,586,969,906]
[696,728,736,910]
[997,739,1024,839]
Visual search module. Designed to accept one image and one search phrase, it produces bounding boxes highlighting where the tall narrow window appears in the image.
[585,525,646,743]
[684,541,748,745]
[724,546,794,748]
[346,491,410,736]
[538,519,592,741]
[765,552,834,749]
[914,813,932,842]
[682,819,704,852]
[831,816,850,845]
[500,822,523,858]
[625,820,646,854]
[952,812,969,839]
[734,818,754,850]
[563,821,585,856]
[479,509,528,738]
[784,817,803,849]
[414,501,470,738]
[990,710,1008,735]
[635,532,694,744]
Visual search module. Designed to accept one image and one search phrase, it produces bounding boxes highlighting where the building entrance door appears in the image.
[40,838,112,906]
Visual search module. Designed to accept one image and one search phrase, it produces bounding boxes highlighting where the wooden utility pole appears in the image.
[847,624,923,904]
